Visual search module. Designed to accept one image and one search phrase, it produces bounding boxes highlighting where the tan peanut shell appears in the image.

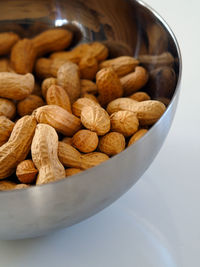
[50,42,108,63]
[0,98,16,119]
[128,129,148,146]
[65,168,82,177]
[57,62,81,104]
[0,115,37,179]
[0,32,20,56]
[0,116,15,146]
[80,79,97,96]
[96,67,123,106]
[16,159,38,184]
[32,28,73,57]
[81,106,110,136]
[120,66,149,95]
[17,95,44,117]
[35,58,67,79]
[107,98,138,115]
[58,142,82,168]
[0,72,34,100]
[41,77,57,98]
[46,85,72,113]
[72,129,99,153]
[110,110,139,137]
[99,132,125,156]
[130,100,166,126]
[99,56,139,77]
[81,152,109,170]
[34,105,81,136]
[79,56,98,80]
[129,91,151,102]
[72,97,100,117]
[11,39,37,74]
[31,124,65,185]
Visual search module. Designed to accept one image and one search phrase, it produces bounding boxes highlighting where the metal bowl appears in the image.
[0,0,182,240]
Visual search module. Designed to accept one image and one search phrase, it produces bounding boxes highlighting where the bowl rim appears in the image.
[0,0,182,195]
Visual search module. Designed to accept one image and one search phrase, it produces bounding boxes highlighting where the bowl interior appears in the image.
[0,0,180,104]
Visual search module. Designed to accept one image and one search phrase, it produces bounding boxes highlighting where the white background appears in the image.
[1,0,200,266]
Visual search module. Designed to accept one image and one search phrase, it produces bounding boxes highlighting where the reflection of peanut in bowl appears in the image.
[0,0,181,240]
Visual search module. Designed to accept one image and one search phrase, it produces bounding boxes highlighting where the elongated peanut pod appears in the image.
[120,66,149,96]
[34,105,81,136]
[11,39,37,74]
[0,72,34,100]
[96,67,123,106]
[31,124,65,185]
[99,56,139,77]
[0,115,37,179]
[57,62,81,104]
[32,28,73,57]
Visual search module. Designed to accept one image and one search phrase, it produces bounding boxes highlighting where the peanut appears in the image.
[81,106,110,136]
[17,94,45,117]
[16,159,38,184]
[0,72,34,100]
[72,129,99,153]
[0,116,15,146]
[0,115,37,179]
[41,77,57,98]
[128,129,148,146]
[72,97,100,117]
[107,98,138,115]
[31,124,65,185]
[11,39,36,74]
[34,105,81,136]
[99,56,139,77]
[57,62,81,104]
[58,142,82,168]
[130,100,166,126]
[96,67,123,106]
[0,98,16,119]
[110,111,139,137]
[81,152,109,170]
[138,52,174,70]
[46,85,72,113]
[32,28,73,57]
[120,66,149,96]
[99,132,125,156]
[107,98,166,126]
[0,32,20,56]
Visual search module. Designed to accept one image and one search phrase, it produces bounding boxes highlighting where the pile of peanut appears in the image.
[0,28,166,191]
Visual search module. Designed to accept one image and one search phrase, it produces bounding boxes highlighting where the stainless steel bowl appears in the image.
[0,0,182,240]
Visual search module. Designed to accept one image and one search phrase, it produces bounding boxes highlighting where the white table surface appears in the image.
[1,0,199,266]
